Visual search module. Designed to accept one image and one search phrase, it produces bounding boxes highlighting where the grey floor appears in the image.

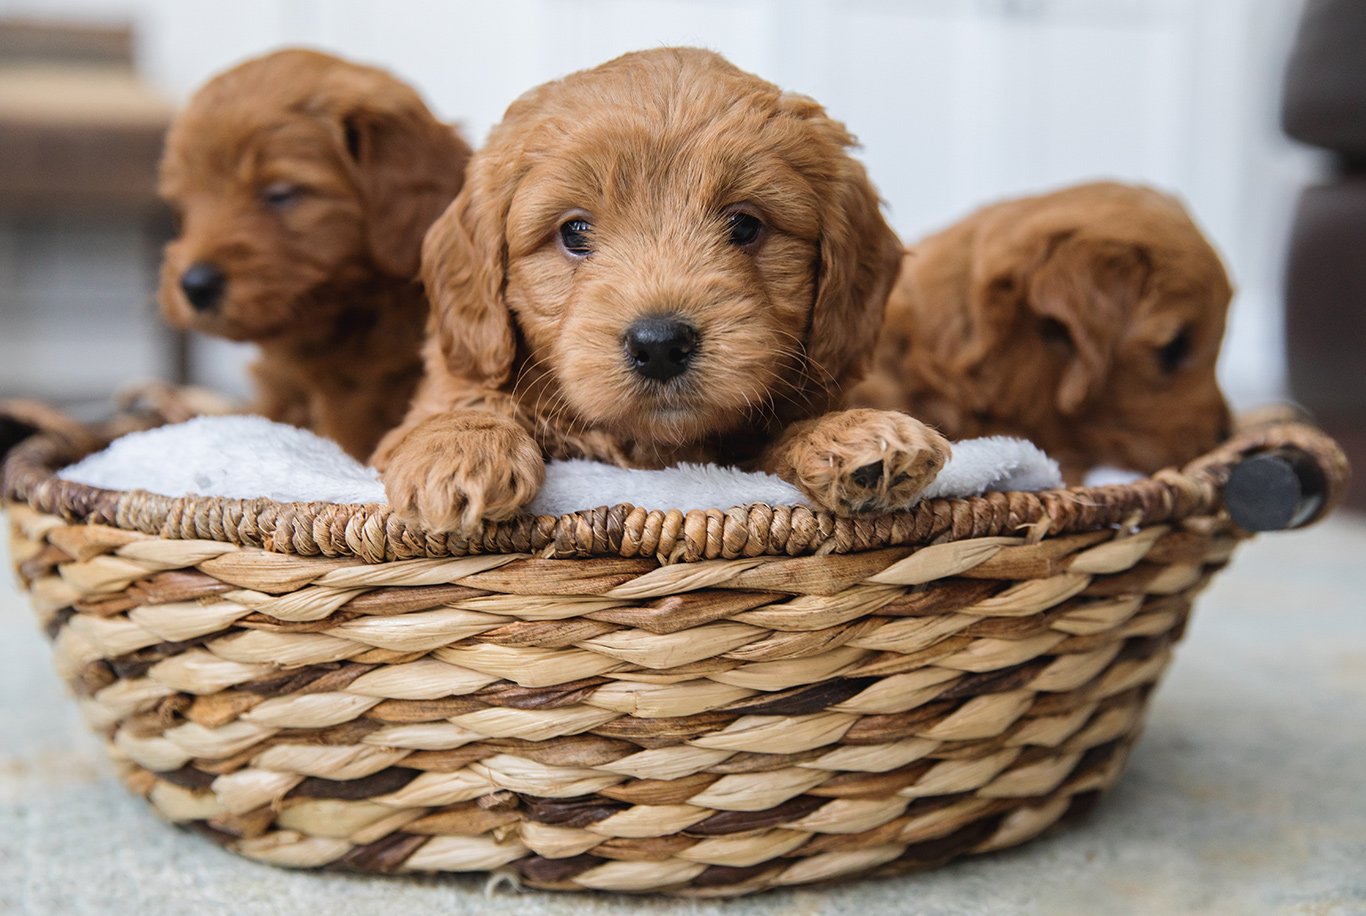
[2,511,1364,916]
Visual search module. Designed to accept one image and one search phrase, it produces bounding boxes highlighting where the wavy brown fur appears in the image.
[158,49,471,460]
[852,182,1233,481]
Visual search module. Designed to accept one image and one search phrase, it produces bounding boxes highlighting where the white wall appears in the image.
[0,0,1320,406]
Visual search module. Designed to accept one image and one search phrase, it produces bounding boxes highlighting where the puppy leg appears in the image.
[759,408,951,514]
[250,359,311,430]
[311,383,413,463]
[378,411,545,534]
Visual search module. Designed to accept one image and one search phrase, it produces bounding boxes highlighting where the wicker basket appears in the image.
[0,407,1349,897]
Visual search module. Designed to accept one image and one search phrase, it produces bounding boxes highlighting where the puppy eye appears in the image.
[1157,328,1193,375]
[559,217,593,258]
[261,182,302,210]
[726,211,764,248]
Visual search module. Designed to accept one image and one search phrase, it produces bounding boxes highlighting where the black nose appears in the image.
[623,317,698,382]
[180,262,225,312]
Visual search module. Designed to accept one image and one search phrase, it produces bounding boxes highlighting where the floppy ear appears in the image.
[1025,236,1153,416]
[419,156,517,387]
[342,94,472,279]
[784,95,904,397]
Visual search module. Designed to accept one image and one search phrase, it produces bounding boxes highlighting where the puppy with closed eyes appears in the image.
[374,47,950,534]
[158,49,472,460]
[851,182,1233,480]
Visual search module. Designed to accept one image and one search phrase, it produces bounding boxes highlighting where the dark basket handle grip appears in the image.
[1194,414,1351,532]
[1224,447,1329,532]
[1,385,235,473]
[0,414,40,466]
[0,400,98,469]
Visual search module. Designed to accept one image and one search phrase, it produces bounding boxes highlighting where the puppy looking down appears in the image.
[852,182,1233,480]
[375,47,951,534]
[158,49,471,460]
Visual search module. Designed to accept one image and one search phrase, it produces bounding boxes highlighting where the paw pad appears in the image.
[851,461,885,489]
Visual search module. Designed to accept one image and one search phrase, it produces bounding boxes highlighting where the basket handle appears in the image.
[1187,408,1351,532]
[1224,448,1329,531]
[0,400,98,468]
[1,384,239,471]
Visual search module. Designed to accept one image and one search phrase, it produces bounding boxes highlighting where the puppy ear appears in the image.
[342,99,472,279]
[420,160,517,386]
[1026,236,1153,416]
[784,95,904,397]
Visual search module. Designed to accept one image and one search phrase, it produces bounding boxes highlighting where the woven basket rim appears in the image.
[1,408,1351,894]
[0,412,1349,564]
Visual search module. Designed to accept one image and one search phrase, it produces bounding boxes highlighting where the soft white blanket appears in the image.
[58,415,1065,515]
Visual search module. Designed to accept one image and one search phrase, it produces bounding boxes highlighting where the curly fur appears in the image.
[851,182,1232,480]
[158,48,471,459]
[375,48,949,533]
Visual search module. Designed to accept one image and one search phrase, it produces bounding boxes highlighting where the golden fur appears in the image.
[852,182,1232,479]
[158,48,471,459]
[375,48,950,533]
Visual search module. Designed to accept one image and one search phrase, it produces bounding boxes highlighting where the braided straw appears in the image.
[2,416,1348,563]
[0,415,1350,895]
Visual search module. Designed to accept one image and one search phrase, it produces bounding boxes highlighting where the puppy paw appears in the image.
[380,413,545,535]
[779,409,951,514]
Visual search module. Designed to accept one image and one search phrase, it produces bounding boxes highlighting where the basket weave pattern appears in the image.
[0,418,1349,896]
[0,421,1328,563]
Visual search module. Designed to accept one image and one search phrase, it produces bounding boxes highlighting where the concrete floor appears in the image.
[2,511,1363,916]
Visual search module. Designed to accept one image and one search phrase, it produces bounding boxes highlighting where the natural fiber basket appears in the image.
[0,405,1349,897]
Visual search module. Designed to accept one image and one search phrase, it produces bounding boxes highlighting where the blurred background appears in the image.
[0,0,1359,501]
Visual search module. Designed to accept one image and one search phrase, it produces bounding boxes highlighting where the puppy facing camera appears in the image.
[373,47,953,534]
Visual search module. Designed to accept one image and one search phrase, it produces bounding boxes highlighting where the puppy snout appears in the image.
[623,316,697,382]
[180,262,226,312]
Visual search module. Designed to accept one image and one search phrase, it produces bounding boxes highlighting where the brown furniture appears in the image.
[0,19,184,393]
[1282,0,1366,510]
[0,20,169,213]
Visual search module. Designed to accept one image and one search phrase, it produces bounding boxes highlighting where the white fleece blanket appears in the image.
[58,415,1065,515]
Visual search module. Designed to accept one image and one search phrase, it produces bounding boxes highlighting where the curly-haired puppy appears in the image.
[158,49,471,460]
[374,47,950,533]
[851,182,1232,480]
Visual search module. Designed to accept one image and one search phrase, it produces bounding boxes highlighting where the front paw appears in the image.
[788,409,951,514]
[381,414,545,534]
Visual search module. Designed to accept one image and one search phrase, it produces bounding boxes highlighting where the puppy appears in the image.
[851,182,1232,480]
[374,47,950,533]
[158,49,471,460]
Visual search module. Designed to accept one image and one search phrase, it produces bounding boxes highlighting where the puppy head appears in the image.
[158,48,470,340]
[422,47,901,453]
[967,183,1232,472]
